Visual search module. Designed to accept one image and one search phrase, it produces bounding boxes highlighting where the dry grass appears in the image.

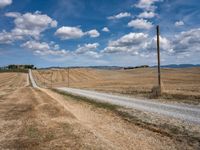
[33,67,200,103]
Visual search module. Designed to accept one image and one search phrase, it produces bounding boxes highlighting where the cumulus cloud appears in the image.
[128,18,153,29]
[138,11,156,18]
[103,32,148,54]
[107,12,131,20]
[75,43,99,54]
[0,30,22,44]
[75,43,101,58]
[173,28,200,53]
[21,40,69,56]
[102,27,110,32]
[0,0,12,8]
[5,12,20,17]
[0,11,57,43]
[55,26,100,40]
[134,0,162,11]
[175,21,184,27]
[102,28,200,59]
[21,40,102,58]
[145,36,173,53]
[86,29,100,37]
[55,26,84,40]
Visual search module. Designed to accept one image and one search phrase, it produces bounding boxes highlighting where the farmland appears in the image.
[32,67,200,103]
[1,72,185,149]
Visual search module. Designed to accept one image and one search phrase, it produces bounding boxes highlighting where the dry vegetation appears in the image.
[1,72,186,149]
[32,67,200,104]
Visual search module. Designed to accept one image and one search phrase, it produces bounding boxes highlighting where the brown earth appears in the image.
[32,67,200,103]
[0,72,188,149]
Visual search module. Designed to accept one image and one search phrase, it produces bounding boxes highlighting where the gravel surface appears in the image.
[29,69,38,88]
[29,70,200,124]
[56,87,200,124]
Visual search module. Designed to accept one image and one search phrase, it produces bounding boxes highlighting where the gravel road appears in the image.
[29,69,38,88]
[56,87,200,124]
[29,70,200,124]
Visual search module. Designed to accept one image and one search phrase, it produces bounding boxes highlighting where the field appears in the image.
[1,72,188,149]
[32,67,200,103]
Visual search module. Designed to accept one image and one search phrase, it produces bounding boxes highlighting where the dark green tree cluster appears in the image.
[7,64,35,69]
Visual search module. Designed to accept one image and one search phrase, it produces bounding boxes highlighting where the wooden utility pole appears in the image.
[156,25,161,93]
[51,71,53,88]
[67,67,69,87]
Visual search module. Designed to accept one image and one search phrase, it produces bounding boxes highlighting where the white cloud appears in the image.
[0,11,57,43]
[102,27,110,32]
[0,31,14,44]
[10,11,57,39]
[102,28,200,58]
[5,12,20,17]
[134,0,162,11]
[0,30,23,44]
[75,43,99,54]
[102,31,175,56]
[86,29,100,37]
[103,32,148,54]
[21,40,69,56]
[145,36,173,53]
[55,26,84,40]
[84,51,101,58]
[0,0,12,8]
[138,11,156,18]
[107,12,131,20]
[173,28,200,53]
[175,21,184,27]
[128,18,153,29]
[55,27,100,39]
[21,40,102,58]
[75,43,101,58]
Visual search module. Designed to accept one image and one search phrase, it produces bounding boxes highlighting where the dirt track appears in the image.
[0,72,182,149]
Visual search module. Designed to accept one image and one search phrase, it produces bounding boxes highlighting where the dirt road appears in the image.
[56,87,200,124]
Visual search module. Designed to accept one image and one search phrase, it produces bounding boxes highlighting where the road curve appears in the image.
[56,87,200,124]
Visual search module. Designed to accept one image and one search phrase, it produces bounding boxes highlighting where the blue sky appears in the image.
[0,0,199,67]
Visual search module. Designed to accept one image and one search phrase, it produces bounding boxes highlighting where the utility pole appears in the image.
[43,74,46,88]
[67,67,70,87]
[51,71,53,88]
[156,25,161,94]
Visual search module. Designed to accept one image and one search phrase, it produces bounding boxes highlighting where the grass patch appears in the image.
[44,131,55,141]
[26,126,41,139]
[161,93,200,104]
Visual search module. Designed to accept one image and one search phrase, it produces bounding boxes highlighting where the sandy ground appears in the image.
[32,68,200,102]
[0,72,183,149]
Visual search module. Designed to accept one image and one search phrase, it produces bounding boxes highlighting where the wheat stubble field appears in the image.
[32,67,200,103]
[1,72,188,149]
